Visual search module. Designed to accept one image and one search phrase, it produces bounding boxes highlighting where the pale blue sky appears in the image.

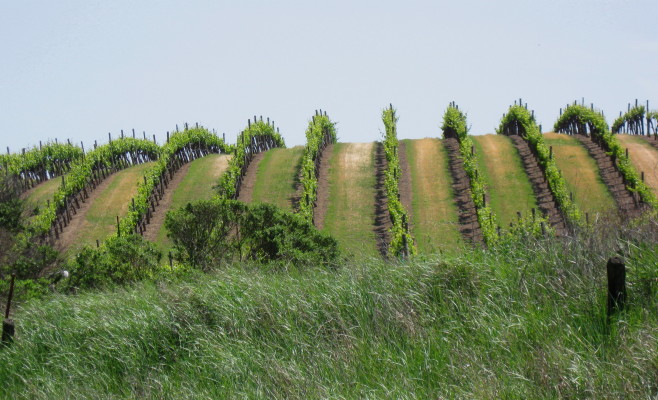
[1,0,657,152]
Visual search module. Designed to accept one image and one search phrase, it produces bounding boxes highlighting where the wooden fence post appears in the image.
[2,274,16,344]
[607,257,626,315]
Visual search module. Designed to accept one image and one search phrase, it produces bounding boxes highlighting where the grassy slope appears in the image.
[322,142,379,259]
[154,154,232,247]
[402,138,462,253]
[615,134,658,197]
[2,225,657,399]
[251,146,304,212]
[472,134,538,228]
[66,162,153,254]
[543,132,616,218]
[22,177,62,211]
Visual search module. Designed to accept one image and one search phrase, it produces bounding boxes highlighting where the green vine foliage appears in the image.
[298,114,337,222]
[25,138,161,238]
[0,142,84,185]
[441,105,499,246]
[612,105,645,134]
[499,105,581,226]
[554,104,657,208]
[118,127,232,236]
[382,106,416,258]
[217,120,286,200]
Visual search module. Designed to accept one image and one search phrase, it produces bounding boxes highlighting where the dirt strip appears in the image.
[142,162,191,242]
[373,142,392,257]
[237,152,266,203]
[313,144,333,230]
[574,135,645,217]
[509,135,567,235]
[443,138,483,245]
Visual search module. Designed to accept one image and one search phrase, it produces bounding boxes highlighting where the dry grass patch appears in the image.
[615,134,658,197]
[403,138,462,253]
[543,132,616,218]
[252,146,304,212]
[323,142,379,258]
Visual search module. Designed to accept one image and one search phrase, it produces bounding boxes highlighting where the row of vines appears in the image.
[611,100,658,136]
[555,104,657,208]
[441,103,499,245]
[298,111,337,222]
[499,104,581,226]
[381,105,416,257]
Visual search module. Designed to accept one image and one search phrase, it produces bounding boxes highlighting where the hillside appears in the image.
[615,134,658,196]
[321,142,379,258]
[543,132,616,218]
[251,146,304,212]
[59,162,154,254]
[401,138,463,253]
[471,134,538,228]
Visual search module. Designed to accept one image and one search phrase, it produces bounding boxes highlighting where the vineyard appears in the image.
[1,101,658,398]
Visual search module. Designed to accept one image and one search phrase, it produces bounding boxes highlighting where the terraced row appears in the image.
[23,134,658,258]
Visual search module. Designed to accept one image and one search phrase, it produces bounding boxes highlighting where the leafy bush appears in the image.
[298,113,337,222]
[554,104,657,208]
[166,198,339,269]
[381,106,416,257]
[441,104,499,245]
[500,104,581,225]
[67,234,163,290]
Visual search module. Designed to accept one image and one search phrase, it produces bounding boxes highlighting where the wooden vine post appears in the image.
[2,274,16,344]
[607,257,626,316]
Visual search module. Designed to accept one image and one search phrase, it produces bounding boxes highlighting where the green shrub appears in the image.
[67,234,163,290]
[166,198,339,269]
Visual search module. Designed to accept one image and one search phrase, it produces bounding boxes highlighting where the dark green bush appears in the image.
[67,234,163,290]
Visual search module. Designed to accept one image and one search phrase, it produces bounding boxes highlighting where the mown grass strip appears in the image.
[403,138,462,253]
[22,177,63,211]
[472,134,539,228]
[66,162,154,255]
[251,146,304,212]
[543,132,616,217]
[154,154,232,247]
[322,142,379,258]
[615,134,658,197]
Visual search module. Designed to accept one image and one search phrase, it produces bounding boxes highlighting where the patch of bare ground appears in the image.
[142,162,191,242]
[313,144,333,230]
[237,152,266,203]
[373,142,392,258]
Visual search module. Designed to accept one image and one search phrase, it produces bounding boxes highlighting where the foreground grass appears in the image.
[2,221,657,399]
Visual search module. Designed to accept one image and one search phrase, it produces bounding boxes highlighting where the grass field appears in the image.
[251,146,304,212]
[154,154,232,247]
[542,132,616,218]
[65,162,153,254]
[471,134,538,228]
[322,142,379,258]
[22,176,63,211]
[403,138,462,253]
[615,134,658,196]
[2,221,657,399]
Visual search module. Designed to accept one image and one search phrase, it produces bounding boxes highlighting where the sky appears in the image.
[1,0,657,152]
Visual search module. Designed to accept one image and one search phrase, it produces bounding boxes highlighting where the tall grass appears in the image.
[1,218,657,399]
